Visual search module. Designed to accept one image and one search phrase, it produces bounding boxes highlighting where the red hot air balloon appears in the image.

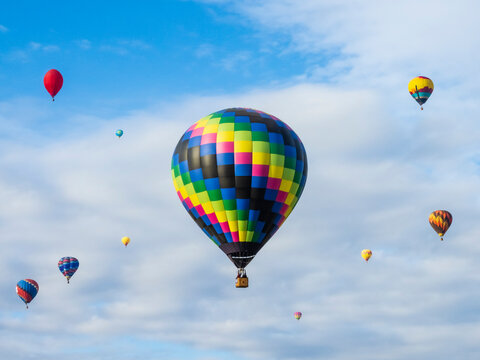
[43,69,63,101]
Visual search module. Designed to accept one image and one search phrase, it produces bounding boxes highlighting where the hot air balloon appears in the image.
[429,210,452,241]
[361,249,372,262]
[116,129,124,138]
[294,312,302,320]
[122,236,130,247]
[16,279,39,309]
[408,76,434,110]
[171,108,308,287]
[58,257,79,284]
[44,69,63,101]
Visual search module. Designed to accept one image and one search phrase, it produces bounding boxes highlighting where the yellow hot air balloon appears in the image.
[361,249,372,262]
[408,76,434,110]
[121,236,130,247]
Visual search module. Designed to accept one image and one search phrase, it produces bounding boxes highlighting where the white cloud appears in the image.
[100,39,152,55]
[75,39,92,50]
[3,42,60,62]
[209,0,480,95]
[29,41,60,52]
[220,50,252,71]
[2,2,480,359]
[1,78,480,360]
[117,39,151,50]
[195,43,215,58]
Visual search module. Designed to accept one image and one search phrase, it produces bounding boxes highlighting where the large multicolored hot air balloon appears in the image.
[171,108,308,287]
[116,129,124,138]
[408,76,434,110]
[122,236,130,247]
[294,312,302,320]
[43,69,63,101]
[429,210,452,241]
[58,257,79,284]
[361,249,372,262]
[16,279,39,309]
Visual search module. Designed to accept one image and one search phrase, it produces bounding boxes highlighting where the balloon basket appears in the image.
[235,268,248,288]
[236,276,248,288]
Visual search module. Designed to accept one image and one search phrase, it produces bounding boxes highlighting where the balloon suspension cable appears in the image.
[237,268,246,277]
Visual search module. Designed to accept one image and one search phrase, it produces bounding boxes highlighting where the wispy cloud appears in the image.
[210,0,480,92]
[194,43,215,58]
[193,44,254,74]
[1,76,479,359]
[1,2,480,359]
[219,51,252,71]
[100,39,152,55]
[0,24,8,33]
[29,42,60,52]
[75,39,92,50]
[117,39,151,50]
[3,42,60,62]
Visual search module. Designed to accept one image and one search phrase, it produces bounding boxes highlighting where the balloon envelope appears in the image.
[429,210,452,240]
[294,312,302,320]
[171,108,307,269]
[122,236,130,246]
[58,257,79,283]
[408,76,433,107]
[16,279,39,307]
[116,129,124,138]
[361,249,372,262]
[44,69,63,100]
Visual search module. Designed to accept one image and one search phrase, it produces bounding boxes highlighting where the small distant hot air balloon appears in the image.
[58,257,79,284]
[408,76,434,110]
[361,249,372,262]
[44,69,63,101]
[429,210,452,241]
[16,279,39,309]
[116,129,124,138]
[294,312,302,320]
[122,236,130,247]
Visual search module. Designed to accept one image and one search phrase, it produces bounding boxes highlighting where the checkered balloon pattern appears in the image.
[171,108,307,268]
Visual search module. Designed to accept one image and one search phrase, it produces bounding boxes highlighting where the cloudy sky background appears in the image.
[1,1,480,359]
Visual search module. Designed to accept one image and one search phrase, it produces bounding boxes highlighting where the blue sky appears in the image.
[0,0,318,114]
[1,1,480,360]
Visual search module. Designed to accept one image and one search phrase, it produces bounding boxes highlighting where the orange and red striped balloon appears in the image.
[428,210,452,241]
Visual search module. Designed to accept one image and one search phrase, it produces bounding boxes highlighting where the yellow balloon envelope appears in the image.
[408,76,434,110]
[121,236,130,247]
[361,249,372,262]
